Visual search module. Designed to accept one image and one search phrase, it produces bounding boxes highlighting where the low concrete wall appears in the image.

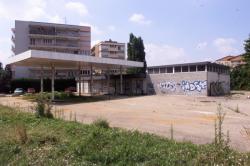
[146,72,208,96]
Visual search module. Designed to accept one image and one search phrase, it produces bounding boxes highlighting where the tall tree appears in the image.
[243,35,250,66]
[231,35,250,90]
[127,33,147,74]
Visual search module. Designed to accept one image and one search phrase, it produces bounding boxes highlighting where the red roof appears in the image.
[216,55,235,61]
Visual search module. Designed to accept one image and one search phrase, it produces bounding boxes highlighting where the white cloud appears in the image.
[145,43,187,66]
[129,13,152,25]
[196,42,208,50]
[213,38,238,55]
[80,22,103,35]
[65,1,88,16]
[107,25,116,31]
[0,0,47,21]
[48,15,64,24]
[0,0,64,24]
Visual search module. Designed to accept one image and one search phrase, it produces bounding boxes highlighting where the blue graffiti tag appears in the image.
[181,80,207,92]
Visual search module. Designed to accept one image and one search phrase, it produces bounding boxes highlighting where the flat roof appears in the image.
[148,61,230,69]
[16,20,90,30]
[8,50,143,69]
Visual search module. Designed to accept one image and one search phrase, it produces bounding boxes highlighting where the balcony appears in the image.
[11,28,15,33]
[11,45,15,53]
[29,43,81,50]
[11,35,15,43]
[29,28,82,39]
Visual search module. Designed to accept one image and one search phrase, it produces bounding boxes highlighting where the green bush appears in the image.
[93,118,110,129]
[35,94,53,118]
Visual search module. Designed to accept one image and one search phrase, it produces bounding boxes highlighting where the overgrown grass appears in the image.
[23,92,110,103]
[0,105,249,165]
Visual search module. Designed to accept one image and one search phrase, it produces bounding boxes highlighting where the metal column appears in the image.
[120,66,123,94]
[90,64,93,95]
[51,66,55,101]
[78,64,81,96]
[40,66,44,93]
[107,68,110,95]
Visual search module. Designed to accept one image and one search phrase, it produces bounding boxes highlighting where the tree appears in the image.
[243,35,250,66]
[231,35,250,90]
[0,63,12,93]
[127,33,147,74]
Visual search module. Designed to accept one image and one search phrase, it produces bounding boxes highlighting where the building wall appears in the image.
[207,72,230,96]
[146,72,208,96]
[12,20,91,79]
[91,40,125,59]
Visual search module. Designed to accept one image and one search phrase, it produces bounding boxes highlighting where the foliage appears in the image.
[0,105,249,165]
[25,91,76,101]
[243,35,250,66]
[231,35,250,90]
[14,123,28,144]
[127,33,147,74]
[35,94,53,118]
[0,63,12,93]
[93,118,110,129]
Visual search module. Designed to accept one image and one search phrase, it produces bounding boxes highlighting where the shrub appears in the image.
[93,118,110,129]
[35,94,53,118]
[14,123,28,144]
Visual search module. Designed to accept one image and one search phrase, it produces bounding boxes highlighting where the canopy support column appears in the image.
[120,66,123,94]
[51,65,55,101]
[90,64,93,95]
[107,68,110,95]
[40,66,44,93]
[78,64,81,96]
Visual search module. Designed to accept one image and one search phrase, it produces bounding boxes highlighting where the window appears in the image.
[148,69,153,74]
[197,65,205,71]
[43,39,52,45]
[160,67,166,73]
[166,67,173,73]
[190,65,196,72]
[182,66,188,72]
[153,68,159,74]
[30,38,35,45]
[174,66,181,73]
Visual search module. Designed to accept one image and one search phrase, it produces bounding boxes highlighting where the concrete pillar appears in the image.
[120,66,123,94]
[107,68,110,95]
[51,66,55,101]
[90,64,93,95]
[78,64,81,96]
[40,66,44,93]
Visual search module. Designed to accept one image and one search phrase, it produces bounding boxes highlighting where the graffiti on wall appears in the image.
[181,80,207,92]
[158,81,176,92]
[157,80,207,93]
[210,81,224,96]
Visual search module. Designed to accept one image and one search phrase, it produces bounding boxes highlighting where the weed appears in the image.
[14,123,28,144]
[35,94,53,118]
[170,123,174,140]
[93,118,110,129]
[235,104,240,113]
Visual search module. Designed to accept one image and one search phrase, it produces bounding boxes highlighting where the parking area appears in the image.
[0,91,250,152]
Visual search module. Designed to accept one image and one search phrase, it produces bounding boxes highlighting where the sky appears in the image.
[0,0,250,66]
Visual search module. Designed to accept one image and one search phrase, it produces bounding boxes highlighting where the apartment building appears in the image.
[216,55,246,68]
[11,20,91,79]
[91,40,125,59]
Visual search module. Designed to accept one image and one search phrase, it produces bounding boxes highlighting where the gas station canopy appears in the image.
[8,50,144,69]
